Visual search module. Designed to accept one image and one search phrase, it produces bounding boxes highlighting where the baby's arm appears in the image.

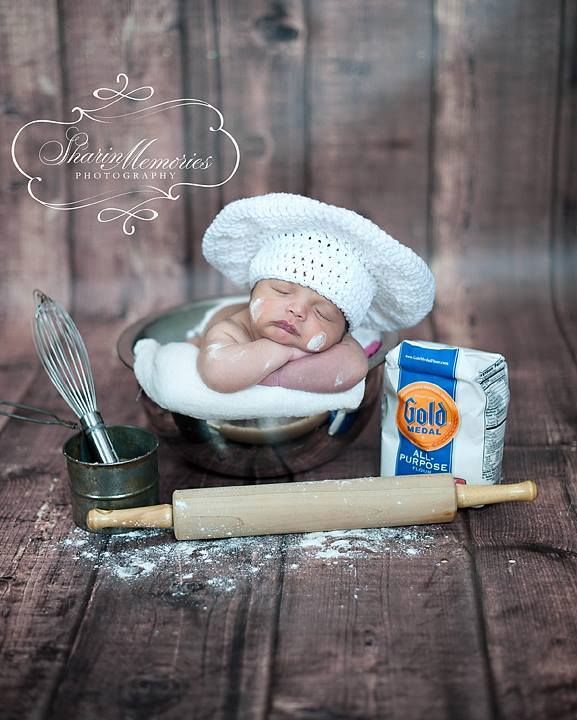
[197,320,300,393]
[259,335,368,393]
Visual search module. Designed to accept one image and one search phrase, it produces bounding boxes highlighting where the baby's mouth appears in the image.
[273,320,298,335]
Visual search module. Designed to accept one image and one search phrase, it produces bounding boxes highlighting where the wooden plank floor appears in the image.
[1,313,576,720]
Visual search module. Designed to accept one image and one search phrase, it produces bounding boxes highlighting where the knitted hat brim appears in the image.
[202,193,435,331]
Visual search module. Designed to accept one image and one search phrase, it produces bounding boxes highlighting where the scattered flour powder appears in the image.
[59,524,438,596]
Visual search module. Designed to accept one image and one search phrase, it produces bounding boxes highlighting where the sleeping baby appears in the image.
[191,278,367,393]
[193,193,435,394]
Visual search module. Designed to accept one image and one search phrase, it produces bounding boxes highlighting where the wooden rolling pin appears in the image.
[86,474,537,540]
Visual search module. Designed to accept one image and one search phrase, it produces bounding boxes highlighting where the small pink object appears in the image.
[363,340,382,358]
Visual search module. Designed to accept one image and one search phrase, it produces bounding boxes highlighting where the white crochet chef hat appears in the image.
[248,231,375,330]
[202,193,435,331]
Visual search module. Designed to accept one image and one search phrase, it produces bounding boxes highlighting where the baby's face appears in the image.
[249,279,346,352]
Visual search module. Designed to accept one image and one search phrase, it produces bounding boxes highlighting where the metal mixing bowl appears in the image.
[117,297,396,478]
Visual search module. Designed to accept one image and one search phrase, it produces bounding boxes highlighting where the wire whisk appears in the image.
[32,290,119,464]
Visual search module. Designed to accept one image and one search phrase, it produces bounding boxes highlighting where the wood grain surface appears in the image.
[1,2,577,719]
[0,0,69,359]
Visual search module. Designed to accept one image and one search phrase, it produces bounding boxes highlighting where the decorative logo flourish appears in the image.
[11,74,240,235]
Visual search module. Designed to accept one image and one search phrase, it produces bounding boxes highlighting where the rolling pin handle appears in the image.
[86,504,174,531]
[456,480,538,509]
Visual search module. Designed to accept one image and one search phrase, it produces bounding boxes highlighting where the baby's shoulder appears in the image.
[204,302,247,330]
[203,312,251,345]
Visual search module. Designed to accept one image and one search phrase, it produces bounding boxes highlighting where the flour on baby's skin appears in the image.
[306,332,327,352]
[206,342,226,358]
[249,297,263,322]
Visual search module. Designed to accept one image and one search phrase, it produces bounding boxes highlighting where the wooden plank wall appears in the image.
[1,0,574,357]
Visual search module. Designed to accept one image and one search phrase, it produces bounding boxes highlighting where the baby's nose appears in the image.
[288,302,306,319]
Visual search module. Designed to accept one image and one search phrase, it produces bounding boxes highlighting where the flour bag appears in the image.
[381,340,510,485]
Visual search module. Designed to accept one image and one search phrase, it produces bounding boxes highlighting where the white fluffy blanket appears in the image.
[133,339,365,421]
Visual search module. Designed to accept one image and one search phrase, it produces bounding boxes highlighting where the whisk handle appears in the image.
[80,411,120,464]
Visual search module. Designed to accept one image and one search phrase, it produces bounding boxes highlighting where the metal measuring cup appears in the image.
[0,403,160,533]
[63,425,160,532]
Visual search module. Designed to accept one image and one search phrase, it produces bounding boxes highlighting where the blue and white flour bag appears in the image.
[381,340,510,485]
